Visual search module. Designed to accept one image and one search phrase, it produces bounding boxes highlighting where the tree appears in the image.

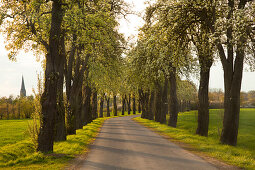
[168,67,179,127]
[121,96,125,115]
[132,95,136,115]
[247,91,255,106]
[177,80,198,111]
[0,0,65,152]
[83,85,93,125]
[148,0,214,133]
[91,90,98,120]
[113,95,118,116]
[99,94,105,118]
[37,0,65,153]
[213,0,255,145]
[105,96,111,117]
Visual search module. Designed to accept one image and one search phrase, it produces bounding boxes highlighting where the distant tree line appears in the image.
[209,89,255,109]
[0,95,34,119]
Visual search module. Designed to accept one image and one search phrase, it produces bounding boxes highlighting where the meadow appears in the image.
[135,109,255,169]
[0,119,31,147]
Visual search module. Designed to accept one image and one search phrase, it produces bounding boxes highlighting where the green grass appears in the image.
[0,119,31,147]
[134,109,255,169]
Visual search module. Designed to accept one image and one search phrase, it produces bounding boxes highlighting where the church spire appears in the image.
[20,75,26,97]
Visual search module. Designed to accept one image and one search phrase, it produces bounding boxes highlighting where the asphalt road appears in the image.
[79,115,218,170]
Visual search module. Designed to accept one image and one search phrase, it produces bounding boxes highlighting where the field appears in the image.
[0,119,31,147]
[176,109,255,150]
[134,109,255,169]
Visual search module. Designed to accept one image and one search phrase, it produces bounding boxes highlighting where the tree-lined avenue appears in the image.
[78,116,217,170]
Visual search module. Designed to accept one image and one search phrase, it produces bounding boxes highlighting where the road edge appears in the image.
[64,119,108,170]
[132,118,242,170]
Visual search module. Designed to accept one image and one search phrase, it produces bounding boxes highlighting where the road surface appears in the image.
[79,115,217,170]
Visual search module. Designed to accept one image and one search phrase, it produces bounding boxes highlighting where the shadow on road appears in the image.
[96,136,179,148]
[92,144,205,165]
[99,131,162,138]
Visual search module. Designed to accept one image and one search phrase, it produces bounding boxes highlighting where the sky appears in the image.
[0,0,254,97]
[0,36,43,97]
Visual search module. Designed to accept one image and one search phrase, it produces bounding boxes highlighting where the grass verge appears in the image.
[134,109,255,170]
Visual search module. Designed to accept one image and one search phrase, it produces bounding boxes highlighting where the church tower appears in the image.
[20,76,26,97]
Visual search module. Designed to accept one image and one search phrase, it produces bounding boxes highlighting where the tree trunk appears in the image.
[76,52,89,130]
[113,95,117,116]
[132,96,136,115]
[66,86,82,134]
[80,87,87,126]
[66,65,81,133]
[106,97,110,117]
[92,91,98,120]
[217,0,246,146]
[196,56,212,136]
[54,31,66,142]
[99,95,104,118]
[139,89,149,119]
[124,95,127,112]
[83,85,92,125]
[67,51,88,132]
[64,33,76,135]
[54,74,66,141]
[220,47,244,146]
[75,88,83,129]
[66,102,75,134]
[145,94,149,118]
[139,89,146,118]
[122,96,125,115]
[37,0,64,153]
[74,96,80,131]
[127,94,131,115]
[160,78,168,124]
[138,100,141,113]
[148,90,155,120]
[154,84,162,122]
[168,67,179,127]
[178,100,181,112]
